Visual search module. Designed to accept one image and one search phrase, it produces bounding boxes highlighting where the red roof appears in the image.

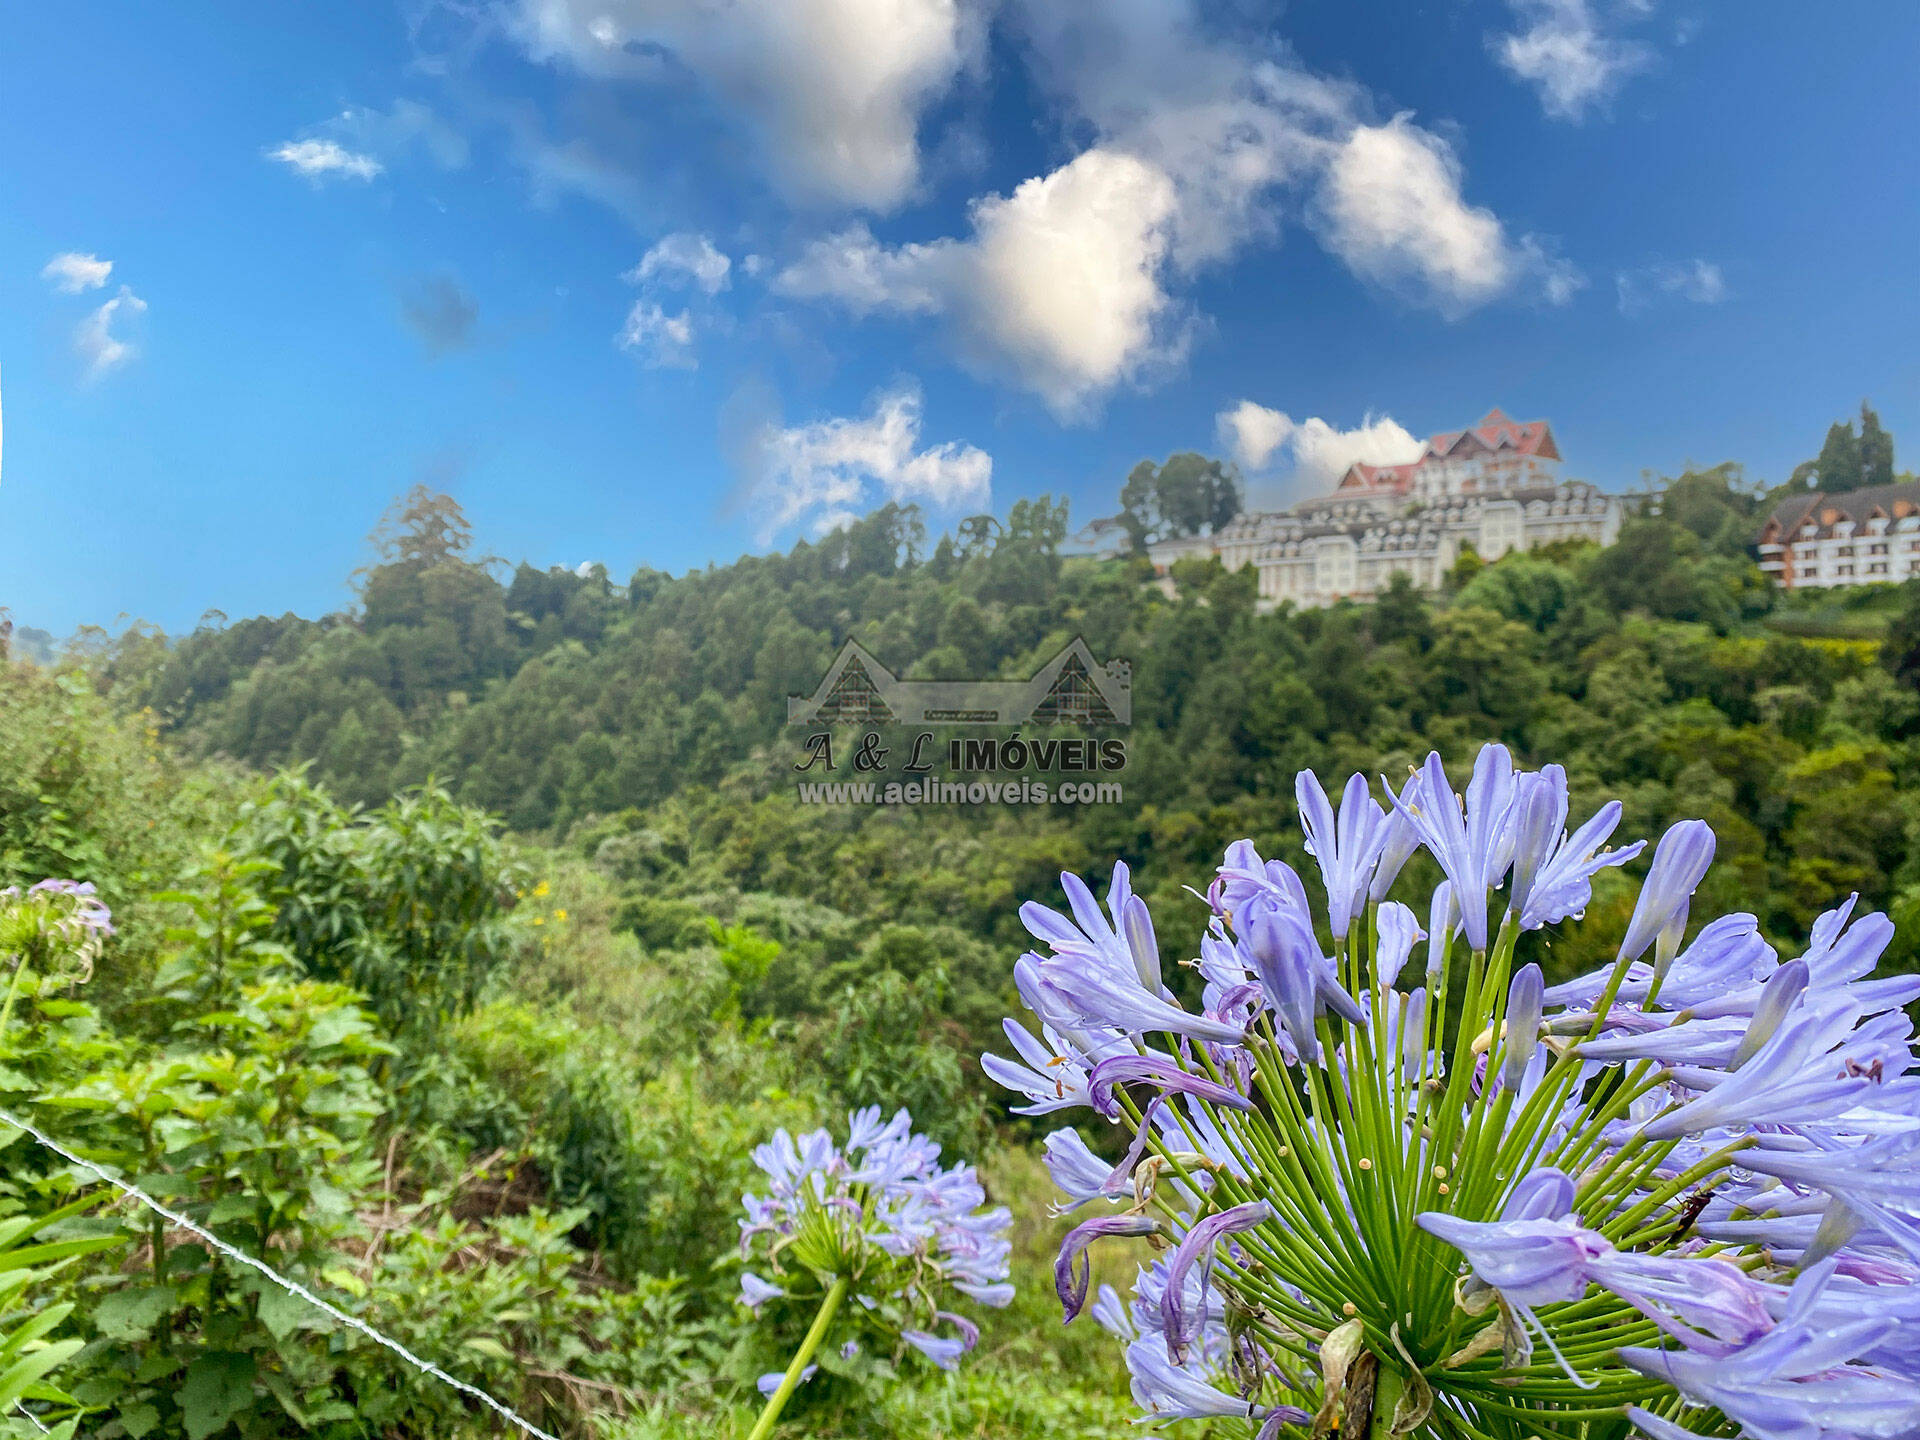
[1334,408,1559,492]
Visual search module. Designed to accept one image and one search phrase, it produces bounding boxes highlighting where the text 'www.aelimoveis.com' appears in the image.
[796,779,1124,806]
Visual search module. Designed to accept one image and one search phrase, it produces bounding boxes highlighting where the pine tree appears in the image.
[1860,402,1896,488]
[1814,419,1864,493]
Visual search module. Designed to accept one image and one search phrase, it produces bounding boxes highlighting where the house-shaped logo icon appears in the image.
[789,638,1132,727]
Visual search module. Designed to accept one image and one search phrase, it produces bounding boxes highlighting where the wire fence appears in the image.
[0,1106,562,1440]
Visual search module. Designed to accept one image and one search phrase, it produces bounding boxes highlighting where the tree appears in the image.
[1885,579,1920,691]
[954,514,1002,561]
[1860,402,1896,489]
[1661,462,1763,556]
[1118,453,1242,548]
[369,485,473,569]
[1004,495,1069,554]
[1816,419,1863,492]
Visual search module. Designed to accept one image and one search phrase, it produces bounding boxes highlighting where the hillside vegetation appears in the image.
[9,451,1920,1437]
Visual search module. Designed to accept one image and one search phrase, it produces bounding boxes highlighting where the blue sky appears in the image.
[3,1,1917,635]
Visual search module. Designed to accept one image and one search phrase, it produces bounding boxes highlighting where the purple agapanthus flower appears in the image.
[1296,769,1388,940]
[1126,1335,1311,1431]
[1617,820,1716,970]
[1159,1201,1273,1357]
[1087,1054,1256,1121]
[990,746,1920,1433]
[1373,901,1424,990]
[738,1107,1012,1389]
[1392,747,1515,952]
[1057,1214,1160,1321]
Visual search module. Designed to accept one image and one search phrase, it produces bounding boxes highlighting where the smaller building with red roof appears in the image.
[1755,481,1920,590]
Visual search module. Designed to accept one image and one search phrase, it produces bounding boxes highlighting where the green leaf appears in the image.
[178,1351,257,1440]
[91,1286,179,1342]
[254,1284,323,1341]
[206,1195,257,1225]
[0,1339,86,1409]
[462,1337,515,1362]
[119,1402,162,1439]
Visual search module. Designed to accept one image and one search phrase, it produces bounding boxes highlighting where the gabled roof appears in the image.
[1334,408,1560,493]
[1760,480,1920,541]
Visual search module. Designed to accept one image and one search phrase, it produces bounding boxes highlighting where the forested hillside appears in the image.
[96,458,1920,960]
[12,444,1920,1437]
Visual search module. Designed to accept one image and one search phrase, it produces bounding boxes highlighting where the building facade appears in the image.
[1756,482,1920,590]
[1148,408,1621,608]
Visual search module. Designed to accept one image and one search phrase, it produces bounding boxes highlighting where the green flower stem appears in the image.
[1120,1082,1345,1313]
[746,1275,848,1440]
[1368,1359,1407,1439]
[1146,1091,1362,1325]
[0,957,26,1043]
[1605,1143,1751,1244]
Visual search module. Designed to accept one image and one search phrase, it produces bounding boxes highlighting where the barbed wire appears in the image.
[0,1107,561,1440]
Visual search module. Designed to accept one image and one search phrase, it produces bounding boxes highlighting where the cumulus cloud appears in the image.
[509,0,984,210]
[770,2,1571,413]
[619,234,734,366]
[618,301,697,369]
[741,384,991,541]
[1315,116,1580,316]
[780,148,1184,420]
[1216,401,1422,491]
[268,138,384,181]
[627,233,732,295]
[75,286,147,378]
[1008,2,1347,271]
[1492,0,1655,121]
[400,275,480,354]
[41,252,113,294]
[1216,400,1295,472]
[1616,258,1727,313]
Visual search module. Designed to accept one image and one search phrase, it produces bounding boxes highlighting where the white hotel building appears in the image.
[1756,483,1920,590]
[1146,409,1622,608]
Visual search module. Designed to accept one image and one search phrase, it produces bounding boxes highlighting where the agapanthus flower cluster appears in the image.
[736,1106,1012,1397]
[0,879,114,1003]
[987,745,1920,1440]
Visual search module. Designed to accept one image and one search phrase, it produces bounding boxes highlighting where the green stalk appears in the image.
[1369,1360,1407,1439]
[746,1275,849,1440]
[0,956,26,1044]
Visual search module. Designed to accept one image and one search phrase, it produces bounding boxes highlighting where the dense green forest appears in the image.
[10,418,1920,1438]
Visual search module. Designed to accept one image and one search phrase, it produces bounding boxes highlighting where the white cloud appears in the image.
[1217,401,1422,490]
[779,147,1184,420]
[510,0,984,210]
[619,234,734,365]
[1492,0,1654,121]
[75,286,147,379]
[1285,413,1424,487]
[627,233,732,295]
[771,3,1569,413]
[1008,3,1347,272]
[618,301,697,368]
[743,384,991,541]
[1315,116,1579,316]
[1216,400,1294,471]
[1616,258,1727,313]
[41,252,113,294]
[269,101,467,185]
[268,138,384,181]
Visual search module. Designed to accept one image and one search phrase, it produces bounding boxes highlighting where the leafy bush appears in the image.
[233,773,526,1047]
